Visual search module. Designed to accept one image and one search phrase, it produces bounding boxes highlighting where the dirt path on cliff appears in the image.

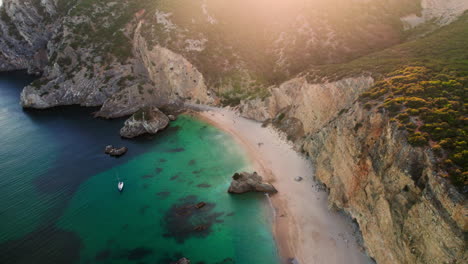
[187,105,373,264]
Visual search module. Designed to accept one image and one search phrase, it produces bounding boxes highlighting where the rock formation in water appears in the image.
[120,107,170,138]
[174,257,190,264]
[104,145,128,157]
[228,172,277,194]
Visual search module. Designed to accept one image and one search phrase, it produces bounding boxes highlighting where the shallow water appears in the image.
[0,71,280,264]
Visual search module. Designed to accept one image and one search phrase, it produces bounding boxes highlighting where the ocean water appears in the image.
[0,71,280,264]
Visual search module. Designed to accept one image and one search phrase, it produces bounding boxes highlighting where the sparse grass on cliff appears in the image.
[361,66,467,187]
[0,7,23,41]
[348,12,468,188]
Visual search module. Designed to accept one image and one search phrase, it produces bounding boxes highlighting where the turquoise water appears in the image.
[0,72,280,264]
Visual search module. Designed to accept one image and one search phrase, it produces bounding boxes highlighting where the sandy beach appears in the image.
[189,105,372,264]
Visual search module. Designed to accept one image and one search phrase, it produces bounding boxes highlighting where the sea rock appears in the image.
[294,176,303,182]
[228,172,277,194]
[174,258,190,264]
[104,145,113,154]
[195,202,206,209]
[168,114,176,121]
[120,107,169,138]
[104,145,128,157]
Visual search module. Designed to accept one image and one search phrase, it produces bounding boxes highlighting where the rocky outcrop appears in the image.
[16,11,214,118]
[401,0,468,29]
[94,21,215,118]
[301,102,466,264]
[120,107,169,138]
[239,76,374,135]
[104,145,128,157]
[228,172,277,194]
[0,0,60,73]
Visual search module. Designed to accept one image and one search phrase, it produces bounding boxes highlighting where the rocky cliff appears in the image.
[0,0,60,73]
[0,0,449,117]
[3,0,214,117]
[238,73,466,264]
[235,12,467,261]
[238,76,374,134]
[302,102,466,264]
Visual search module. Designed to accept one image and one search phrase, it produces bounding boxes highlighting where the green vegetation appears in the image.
[57,56,72,67]
[65,0,152,63]
[361,66,467,187]
[136,0,427,100]
[302,12,468,188]
[0,7,23,41]
[307,11,468,82]
[133,107,152,121]
[30,78,50,90]
[220,84,270,107]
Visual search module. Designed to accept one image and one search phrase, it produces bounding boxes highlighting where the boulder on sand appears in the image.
[104,145,128,157]
[120,107,169,138]
[228,172,277,194]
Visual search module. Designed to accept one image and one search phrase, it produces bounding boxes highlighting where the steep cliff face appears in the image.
[238,72,466,263]
[95,21,214,118]
[0,0,59,73]
[3,0,465,118]
[301,102,466,264]
[237,22,467,260]
[238,76,374,134]
[15,1,214,118]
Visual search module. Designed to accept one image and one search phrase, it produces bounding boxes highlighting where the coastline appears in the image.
[188,105,371,264]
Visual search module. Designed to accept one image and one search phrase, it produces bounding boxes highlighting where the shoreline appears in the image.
[188,106,371,264]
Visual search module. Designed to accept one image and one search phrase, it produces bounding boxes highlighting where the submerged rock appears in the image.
[104,145,128,157]
[195,202,206,209]
[228,172,277,194]
[120,107,169,138]
[175,258,190,264]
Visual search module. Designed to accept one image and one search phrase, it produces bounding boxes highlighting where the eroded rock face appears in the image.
[302,102,466,264]
[7,2,214,118]
[228,172,277,194]
[96,21,215,118]
[238,76,374,135]
[120,107,169,138]
[0,0,58,73]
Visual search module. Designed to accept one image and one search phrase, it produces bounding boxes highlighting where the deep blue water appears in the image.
[0,71,279,264]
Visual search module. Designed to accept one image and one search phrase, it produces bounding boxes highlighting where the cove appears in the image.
[0,71,280,264]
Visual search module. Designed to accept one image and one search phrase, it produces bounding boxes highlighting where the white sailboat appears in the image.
[116,172,124,192]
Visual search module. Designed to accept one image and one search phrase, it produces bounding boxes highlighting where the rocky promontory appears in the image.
[228,172,277,194]
[120,107,169,138]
